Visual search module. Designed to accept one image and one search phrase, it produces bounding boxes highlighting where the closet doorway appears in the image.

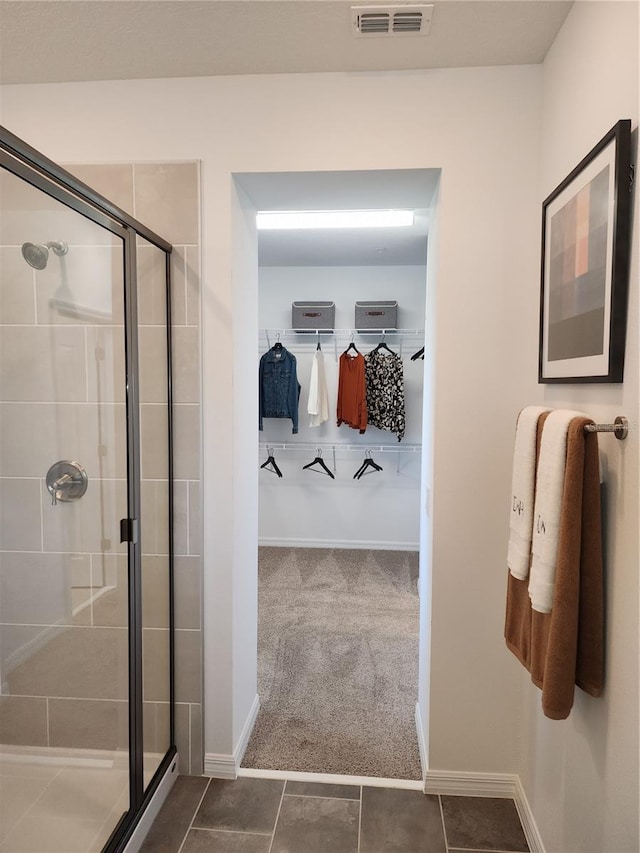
[236,169,439,782]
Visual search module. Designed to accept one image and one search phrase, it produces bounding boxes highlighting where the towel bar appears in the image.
[584,416,628,440]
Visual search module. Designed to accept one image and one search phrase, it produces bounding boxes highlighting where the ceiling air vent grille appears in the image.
[351,5,433,38]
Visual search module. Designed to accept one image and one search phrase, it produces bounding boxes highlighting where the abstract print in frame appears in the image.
[539,119,632,383]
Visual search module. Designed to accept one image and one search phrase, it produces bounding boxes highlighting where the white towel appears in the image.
[508,406,551,580]
[308,349,329,427]
[529,409,586,613]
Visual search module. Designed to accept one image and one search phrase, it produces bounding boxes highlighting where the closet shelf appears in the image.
[259,442,421,453]
[260,328,425,358]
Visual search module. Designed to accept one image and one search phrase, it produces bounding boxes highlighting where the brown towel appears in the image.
[505,412,604,719]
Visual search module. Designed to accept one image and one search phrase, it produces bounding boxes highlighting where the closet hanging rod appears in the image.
[584,416,628,440]
[263,328,425,337]
[259,442,421,453]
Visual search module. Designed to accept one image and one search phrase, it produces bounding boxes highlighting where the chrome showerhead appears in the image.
[21,240,68,270]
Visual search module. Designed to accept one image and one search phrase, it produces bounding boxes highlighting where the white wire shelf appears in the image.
[259,442,421,453]
[260,328,425,358]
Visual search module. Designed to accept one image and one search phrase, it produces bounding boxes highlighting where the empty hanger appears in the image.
[411,346,424,361]
[260,448,283,478]
[302,449,335,479]
[353,450,383,479]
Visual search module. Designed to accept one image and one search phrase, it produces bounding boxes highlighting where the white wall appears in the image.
[515,4,640,851]
[0,62,542,776]
[258,264,425,549]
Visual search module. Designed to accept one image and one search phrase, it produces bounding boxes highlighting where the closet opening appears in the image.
[233,169,440,784]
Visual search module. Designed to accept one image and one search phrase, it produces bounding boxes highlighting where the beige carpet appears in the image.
[242,547,422,779]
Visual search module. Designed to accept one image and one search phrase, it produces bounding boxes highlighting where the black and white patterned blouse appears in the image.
[364,349,406,441]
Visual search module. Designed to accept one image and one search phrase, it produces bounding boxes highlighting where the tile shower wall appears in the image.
[0,161,203,776]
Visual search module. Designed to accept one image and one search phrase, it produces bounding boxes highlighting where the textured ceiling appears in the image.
[0,0,573,85]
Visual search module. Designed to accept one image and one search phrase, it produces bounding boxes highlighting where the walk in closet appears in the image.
[241,169,437,780]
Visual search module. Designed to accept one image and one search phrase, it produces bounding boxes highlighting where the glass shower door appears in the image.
[0,165,131,851]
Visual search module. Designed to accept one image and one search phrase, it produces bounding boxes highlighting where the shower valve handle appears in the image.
[46,461,88,506]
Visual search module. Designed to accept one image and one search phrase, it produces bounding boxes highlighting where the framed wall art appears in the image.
[539,119,632,383]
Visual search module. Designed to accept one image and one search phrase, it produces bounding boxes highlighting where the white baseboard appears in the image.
[235,693,260,768]
[204,752,237,779]
[424,770,545,853]
[414,702,428,783]
[424,769,519,798]
[514,775,546,853]
[258,537,419,551]
[204,694,260,780]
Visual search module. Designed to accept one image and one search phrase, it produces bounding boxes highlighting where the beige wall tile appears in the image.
[175,629,202,704]
[137,242,168,327]
[91,554,128,629]
[174,557,201,631]
[139,326,169,404]
[173,404,200,481]
[0,552,89,626]
[170,247,187,326]
[65,164,135,216]
[0,696,48,747]
[141,556,170,629]
[186,245,200,327]
[188,480,201,556]
[86,326,126,404]
[35,245,124,327]
[0,402,127,479]
[173,479,188,556]
[0,326,87,402]
[5,626,128,701]
[0,167,115,249]
[172,326,200,404]
[174,702,190,775]
[190,702,203,775]
[141,479,172,556]
[143,701,170,781]
[140,405,169,480]
[0,478,42,551]
[42,477,127,555]
[133,163,199,246]
[1,246,36,324]
[142,628,170,702]
[49,698,128,751]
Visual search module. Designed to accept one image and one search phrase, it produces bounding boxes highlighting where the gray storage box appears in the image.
[355,301,398,331]
[292,301,335,333]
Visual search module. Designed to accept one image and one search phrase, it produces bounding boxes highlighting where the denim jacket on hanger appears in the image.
[259,346,301,434]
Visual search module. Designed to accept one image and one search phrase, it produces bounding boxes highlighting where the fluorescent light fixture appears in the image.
[256,209,414,230]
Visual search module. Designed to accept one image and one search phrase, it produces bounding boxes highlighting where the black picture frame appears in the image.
[539,119,633,383]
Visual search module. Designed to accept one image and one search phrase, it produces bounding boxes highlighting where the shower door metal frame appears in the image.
[0,126,176,853]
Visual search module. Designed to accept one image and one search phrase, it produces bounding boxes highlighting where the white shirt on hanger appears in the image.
[307,348,329,427]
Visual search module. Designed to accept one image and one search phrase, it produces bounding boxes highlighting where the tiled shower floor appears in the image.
[141,775,530,853]
[0,748,158,853]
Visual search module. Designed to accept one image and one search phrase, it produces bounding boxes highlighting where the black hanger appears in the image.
[260,450,283,478]
[371,340,396,355]
[303,451,335,479]
[353,451,383,479]
[344,341,360,356]
[411,346,424,361]
[316,341,322,351]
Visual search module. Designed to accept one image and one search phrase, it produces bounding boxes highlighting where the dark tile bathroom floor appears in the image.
[141,776,530,853]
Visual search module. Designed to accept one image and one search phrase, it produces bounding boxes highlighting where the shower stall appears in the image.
[0,128,175,852]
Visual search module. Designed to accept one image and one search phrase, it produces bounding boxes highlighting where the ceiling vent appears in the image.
[351,4,434,37]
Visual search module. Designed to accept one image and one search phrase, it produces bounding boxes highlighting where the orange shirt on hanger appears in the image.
[337,351,367,433]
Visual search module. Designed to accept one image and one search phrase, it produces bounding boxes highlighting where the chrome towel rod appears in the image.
[584,416,628,440]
